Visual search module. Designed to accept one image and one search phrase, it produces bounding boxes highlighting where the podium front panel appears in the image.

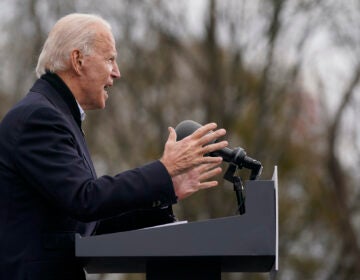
[76,180,276,273]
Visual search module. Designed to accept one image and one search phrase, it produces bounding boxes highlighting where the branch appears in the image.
[327,61,360,275]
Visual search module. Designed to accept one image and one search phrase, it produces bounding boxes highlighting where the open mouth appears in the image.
[104,82,113,91]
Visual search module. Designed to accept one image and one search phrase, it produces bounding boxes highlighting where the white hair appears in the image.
[35,13,112,78]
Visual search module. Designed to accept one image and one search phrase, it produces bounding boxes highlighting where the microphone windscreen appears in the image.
[175,120,202,141]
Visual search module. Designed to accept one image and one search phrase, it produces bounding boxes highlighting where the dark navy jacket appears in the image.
[0,73,176,279]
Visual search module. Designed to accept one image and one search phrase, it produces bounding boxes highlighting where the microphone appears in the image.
[175,120,262,173]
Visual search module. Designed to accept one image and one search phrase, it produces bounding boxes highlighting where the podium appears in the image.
[76,172,279,280]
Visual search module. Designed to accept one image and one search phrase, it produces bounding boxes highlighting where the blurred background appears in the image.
[0,0,359,279]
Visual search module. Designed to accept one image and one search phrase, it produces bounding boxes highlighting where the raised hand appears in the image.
[160,122,227,177]
[171,162,223,200]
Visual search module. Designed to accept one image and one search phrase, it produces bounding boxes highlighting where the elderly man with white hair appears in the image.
[0,13,227,279]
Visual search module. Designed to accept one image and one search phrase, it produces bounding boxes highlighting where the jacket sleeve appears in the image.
[95,206,177,234]
[14,106,177,222]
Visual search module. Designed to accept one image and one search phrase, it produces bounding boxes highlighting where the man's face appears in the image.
[77,26,120,110]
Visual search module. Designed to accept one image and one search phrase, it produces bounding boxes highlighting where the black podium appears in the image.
[76,173,279,280]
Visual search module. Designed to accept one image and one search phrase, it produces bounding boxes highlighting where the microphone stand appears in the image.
[233,176,246,215]
[223,155,262,215]
[224,163,246,215]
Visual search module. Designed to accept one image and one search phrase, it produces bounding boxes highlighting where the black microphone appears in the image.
[175,120,262,172]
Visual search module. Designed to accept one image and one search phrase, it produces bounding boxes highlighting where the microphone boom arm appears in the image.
[223,148,263,215]
[220,147,263,180]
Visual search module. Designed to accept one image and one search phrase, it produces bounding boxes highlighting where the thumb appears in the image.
[166,126,177,143]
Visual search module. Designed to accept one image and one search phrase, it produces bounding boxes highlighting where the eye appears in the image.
[105,54,117,66]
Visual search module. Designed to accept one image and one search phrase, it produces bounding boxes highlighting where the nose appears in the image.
[112,61,121,79]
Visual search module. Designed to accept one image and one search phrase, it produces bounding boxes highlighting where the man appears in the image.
[0,13,227,280]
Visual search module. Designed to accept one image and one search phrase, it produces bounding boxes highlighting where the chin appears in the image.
[99,100,107,109]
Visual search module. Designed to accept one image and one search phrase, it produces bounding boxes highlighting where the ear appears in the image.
[70,49,83,75]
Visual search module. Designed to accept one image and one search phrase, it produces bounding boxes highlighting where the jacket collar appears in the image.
[40,72,82,129]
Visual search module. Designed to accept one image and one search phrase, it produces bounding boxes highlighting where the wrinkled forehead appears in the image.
[93,25,117,54]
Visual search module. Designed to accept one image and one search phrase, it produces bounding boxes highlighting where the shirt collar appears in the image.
[76,101,86,122]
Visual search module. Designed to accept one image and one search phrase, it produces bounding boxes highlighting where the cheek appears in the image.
[96,63,112,81]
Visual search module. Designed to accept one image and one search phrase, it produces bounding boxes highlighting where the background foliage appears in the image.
[1,0,360,279]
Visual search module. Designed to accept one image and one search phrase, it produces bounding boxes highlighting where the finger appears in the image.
[198,128,226,146]
[190,123,218,139]
[200,156,223,165]
[197,180,219,190]
[202,140,229,154]
[199,166,223,181]
[195,162,221,173]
